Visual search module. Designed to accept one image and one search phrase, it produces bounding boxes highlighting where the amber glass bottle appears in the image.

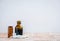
[15,20,23,35]
[8,26,13,38]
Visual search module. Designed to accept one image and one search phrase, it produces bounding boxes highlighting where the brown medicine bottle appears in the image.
[15,20,23,35]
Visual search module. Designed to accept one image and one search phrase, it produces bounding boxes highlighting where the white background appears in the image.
[0,0,60,33]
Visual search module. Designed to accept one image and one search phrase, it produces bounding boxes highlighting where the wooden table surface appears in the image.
[0,33,60,41]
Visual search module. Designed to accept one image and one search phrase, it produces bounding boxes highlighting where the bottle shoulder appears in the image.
[15,25,23,29]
